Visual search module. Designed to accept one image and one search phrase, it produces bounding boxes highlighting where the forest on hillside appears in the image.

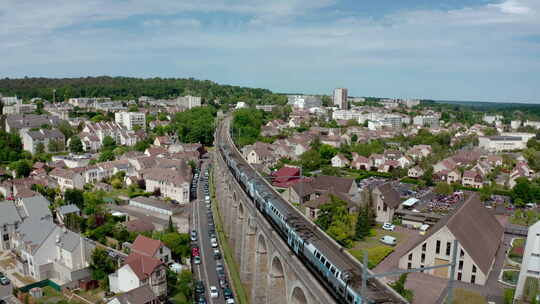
[0,76,287,105]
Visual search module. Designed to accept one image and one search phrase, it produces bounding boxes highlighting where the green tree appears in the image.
[35,142,45,154]
[89,248,116,288]
[390,274,414,302]
[102,136,116,150]
[315,195,355,248]
[64,188,85,209]
[98,150,115,162]
[48,139,64,152]
[9,160,32,178]
[69,136,84,153]
[58,121,75,139]
[299,150,322,172]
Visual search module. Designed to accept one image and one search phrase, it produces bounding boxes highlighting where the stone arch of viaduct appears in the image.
[213,153,337,304]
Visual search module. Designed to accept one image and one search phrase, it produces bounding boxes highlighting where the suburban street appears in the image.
[192,159,226,304]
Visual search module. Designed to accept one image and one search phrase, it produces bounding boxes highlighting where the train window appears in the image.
[330,267,336,275]
[315,252,321,259]
[321,257,326,264]
[325,261,331,269]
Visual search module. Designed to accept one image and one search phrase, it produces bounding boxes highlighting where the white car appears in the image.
[210,286,219,298]
[382,223,395,231]
[226,299,235,304]
[211,238,218,248]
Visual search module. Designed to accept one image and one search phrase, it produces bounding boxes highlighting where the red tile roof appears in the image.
[125,253,163,280]
[131,235,163,257]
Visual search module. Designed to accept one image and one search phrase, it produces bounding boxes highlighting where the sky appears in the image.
[1,0,540,103]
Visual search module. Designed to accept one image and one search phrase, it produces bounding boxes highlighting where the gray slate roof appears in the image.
[19,195,52,219]
[17,217,56,253]
[0,202,22,225]
[56,228,81,252]
[58,204,80,216]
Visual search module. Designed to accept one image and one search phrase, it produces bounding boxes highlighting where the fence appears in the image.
[20,279,62,293]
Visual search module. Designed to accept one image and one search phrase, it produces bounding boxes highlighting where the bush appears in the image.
[503,288,515,304]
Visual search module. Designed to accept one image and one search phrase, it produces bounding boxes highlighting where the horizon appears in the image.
[1,0,539,103]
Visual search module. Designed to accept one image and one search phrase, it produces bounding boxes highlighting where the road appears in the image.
[192,159,226,304]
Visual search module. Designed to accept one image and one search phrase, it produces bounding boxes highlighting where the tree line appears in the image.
[0,76,285,106]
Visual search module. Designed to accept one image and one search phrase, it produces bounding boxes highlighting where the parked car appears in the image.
[223,287,233,299]
[209,286,219,298]
[194,256,201,265]
[213,249,222,260]
[191,230,198,241]
[211,238,218,248]
[0,276,10,285]
[380,235,397,246]
[226,299,235,304]
[382,223,395,231]
[219,279,228,289]
[195,281,205,296]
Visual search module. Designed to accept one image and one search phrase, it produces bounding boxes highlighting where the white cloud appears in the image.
[1,0,539,101]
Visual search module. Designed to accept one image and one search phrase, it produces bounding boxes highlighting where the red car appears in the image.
[192,247,200,257]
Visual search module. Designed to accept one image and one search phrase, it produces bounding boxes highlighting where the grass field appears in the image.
[348,227,407,268]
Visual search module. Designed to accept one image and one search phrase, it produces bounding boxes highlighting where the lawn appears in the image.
[348,227,406,268]
[349,246,394,269]
[451,288,487,304]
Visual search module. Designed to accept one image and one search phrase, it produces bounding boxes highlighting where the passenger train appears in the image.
[217,119,405,304]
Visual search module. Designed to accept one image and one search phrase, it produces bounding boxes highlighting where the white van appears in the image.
[419,224,430,235]
[380,235,397,246]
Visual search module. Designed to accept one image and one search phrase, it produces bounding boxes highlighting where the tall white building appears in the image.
[515,220,540,301]
[413,115,440,128]
[333,88,348,109]
[0,96,21,106]
[115,112,146,130]
[176,95,202,109]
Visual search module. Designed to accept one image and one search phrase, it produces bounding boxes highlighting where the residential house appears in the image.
[462,170,484,189]
[305,191,358,221]
[408,145,432,160]
[126,219,155,233]
[370,154,385,169]
[370,183,401,223]
[408,166,424,178]
[109,252,167,298]
[351,153,371,170]
[13,218,95,285]
[398,194,503,285]
[452,150,482,166]
[131,235,171,264]
[271,166,301,188]
[57,205,81,225]
[107,285,159,304]
[284,175,358,205]
[142,168,190,204]
[242,142,277,168]
[0,202,22,250]
[331,154,350,168]
[5,114,63,135]
[22,129,65,154]
[153,136,173,147]
[433,158,457,173]
[49,168,85,190]
[514,221,540,301]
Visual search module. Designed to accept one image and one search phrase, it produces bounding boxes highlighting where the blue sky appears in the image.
[1,0,539,103]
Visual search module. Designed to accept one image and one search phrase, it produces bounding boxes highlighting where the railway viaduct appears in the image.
[212,150,338,304]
